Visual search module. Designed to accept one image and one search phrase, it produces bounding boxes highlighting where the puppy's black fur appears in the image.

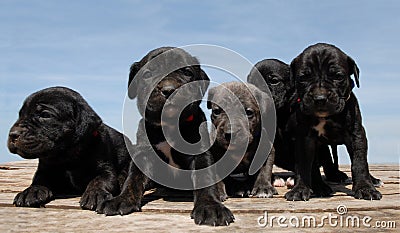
[8,87,131,210]
[98,47,234,226]
[247,59,349,183]
[285,43,382,201]
[247,59,295,174]
[208,82,277,198]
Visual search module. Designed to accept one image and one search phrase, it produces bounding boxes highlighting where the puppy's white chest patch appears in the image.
[155,141,180,169]
[313,118,326,137]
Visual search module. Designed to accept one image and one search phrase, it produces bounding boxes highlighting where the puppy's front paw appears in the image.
[353,181,382,200]
[191,202,234,226]
[80,188,113,211]
[286,177,295,188]
[250,183,278,198]
[218,192,228,202]
[273,177,286,187]
[13,185,53,207]
[97,195,141,216]
[285,184,311,201]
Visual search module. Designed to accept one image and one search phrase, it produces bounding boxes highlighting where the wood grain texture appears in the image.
[0,160,398,232]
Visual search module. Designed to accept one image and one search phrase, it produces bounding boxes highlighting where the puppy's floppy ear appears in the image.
[248,84,276,175]
[199,68,210,97]
[259,90,272,116]
[247,66,266,90]
[247,66,257,84]
[248,67,274,95]
[207,86,216,109]
[348,56,360,88]
[75,100,102,141]
[128,62,141,99]
[252,84,276,135]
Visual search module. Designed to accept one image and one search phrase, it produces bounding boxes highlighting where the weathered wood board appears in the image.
[0,160,398,232]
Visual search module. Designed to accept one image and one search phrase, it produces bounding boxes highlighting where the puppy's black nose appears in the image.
[313,95,328,105]
[9,130,21,143]
[225,132,232,141]
[161,85,176,98]
[224,128,239,141]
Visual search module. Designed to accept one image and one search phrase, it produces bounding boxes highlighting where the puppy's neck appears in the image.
[140,111,204,146]
[211,135,260,166]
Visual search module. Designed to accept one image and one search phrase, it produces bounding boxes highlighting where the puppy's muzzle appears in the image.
[7,126,39,158]
[8,125,24,151]
[313,94,328,106]
[157,79,178,99]
[224,130,233,142]
[221,122,251,148]
[160,85,176,98]
[224,126,240,142]
[9,129,21,144]
[307,87,334,106]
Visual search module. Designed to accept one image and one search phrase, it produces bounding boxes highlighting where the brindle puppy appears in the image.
[208,82,277,198]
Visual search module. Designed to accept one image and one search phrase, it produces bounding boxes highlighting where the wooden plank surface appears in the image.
[0,160,398,232]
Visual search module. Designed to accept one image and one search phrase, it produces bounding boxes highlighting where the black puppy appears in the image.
[285,43,382,201]
[247,59,294,177]
[8,87,131,210]
[98,47,234,226]
[208,82,277,198]
[247,59,292,111]
[247,59,349,183]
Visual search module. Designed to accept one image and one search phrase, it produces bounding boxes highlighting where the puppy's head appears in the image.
[128,47,209,125]
[290,43,359,117]
[207,82,272,151]
[8,87,102,159]
[247,59,291,110]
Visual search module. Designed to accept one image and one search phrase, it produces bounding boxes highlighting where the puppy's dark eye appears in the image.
[212,107,222,116]
[181,67,194,77]
[245,108,255,118]
[332,72,346,81]
[269,75,280,85]
[39,111,52,119]
[142,69,152,79]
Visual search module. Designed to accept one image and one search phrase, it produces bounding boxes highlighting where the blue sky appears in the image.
[0,0,399,164]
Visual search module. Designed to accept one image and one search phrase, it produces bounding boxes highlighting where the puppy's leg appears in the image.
[346,124,381,200]
[332,145,338,169]
[310,161,333,197]
[250,147,278,198]
[216,181,228,202]
[285,134,314,201]
[97,155,149,215]
[80,162,119,211]
[191,151,234,226]
[14,163,55,207]
[322,145,349,183]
